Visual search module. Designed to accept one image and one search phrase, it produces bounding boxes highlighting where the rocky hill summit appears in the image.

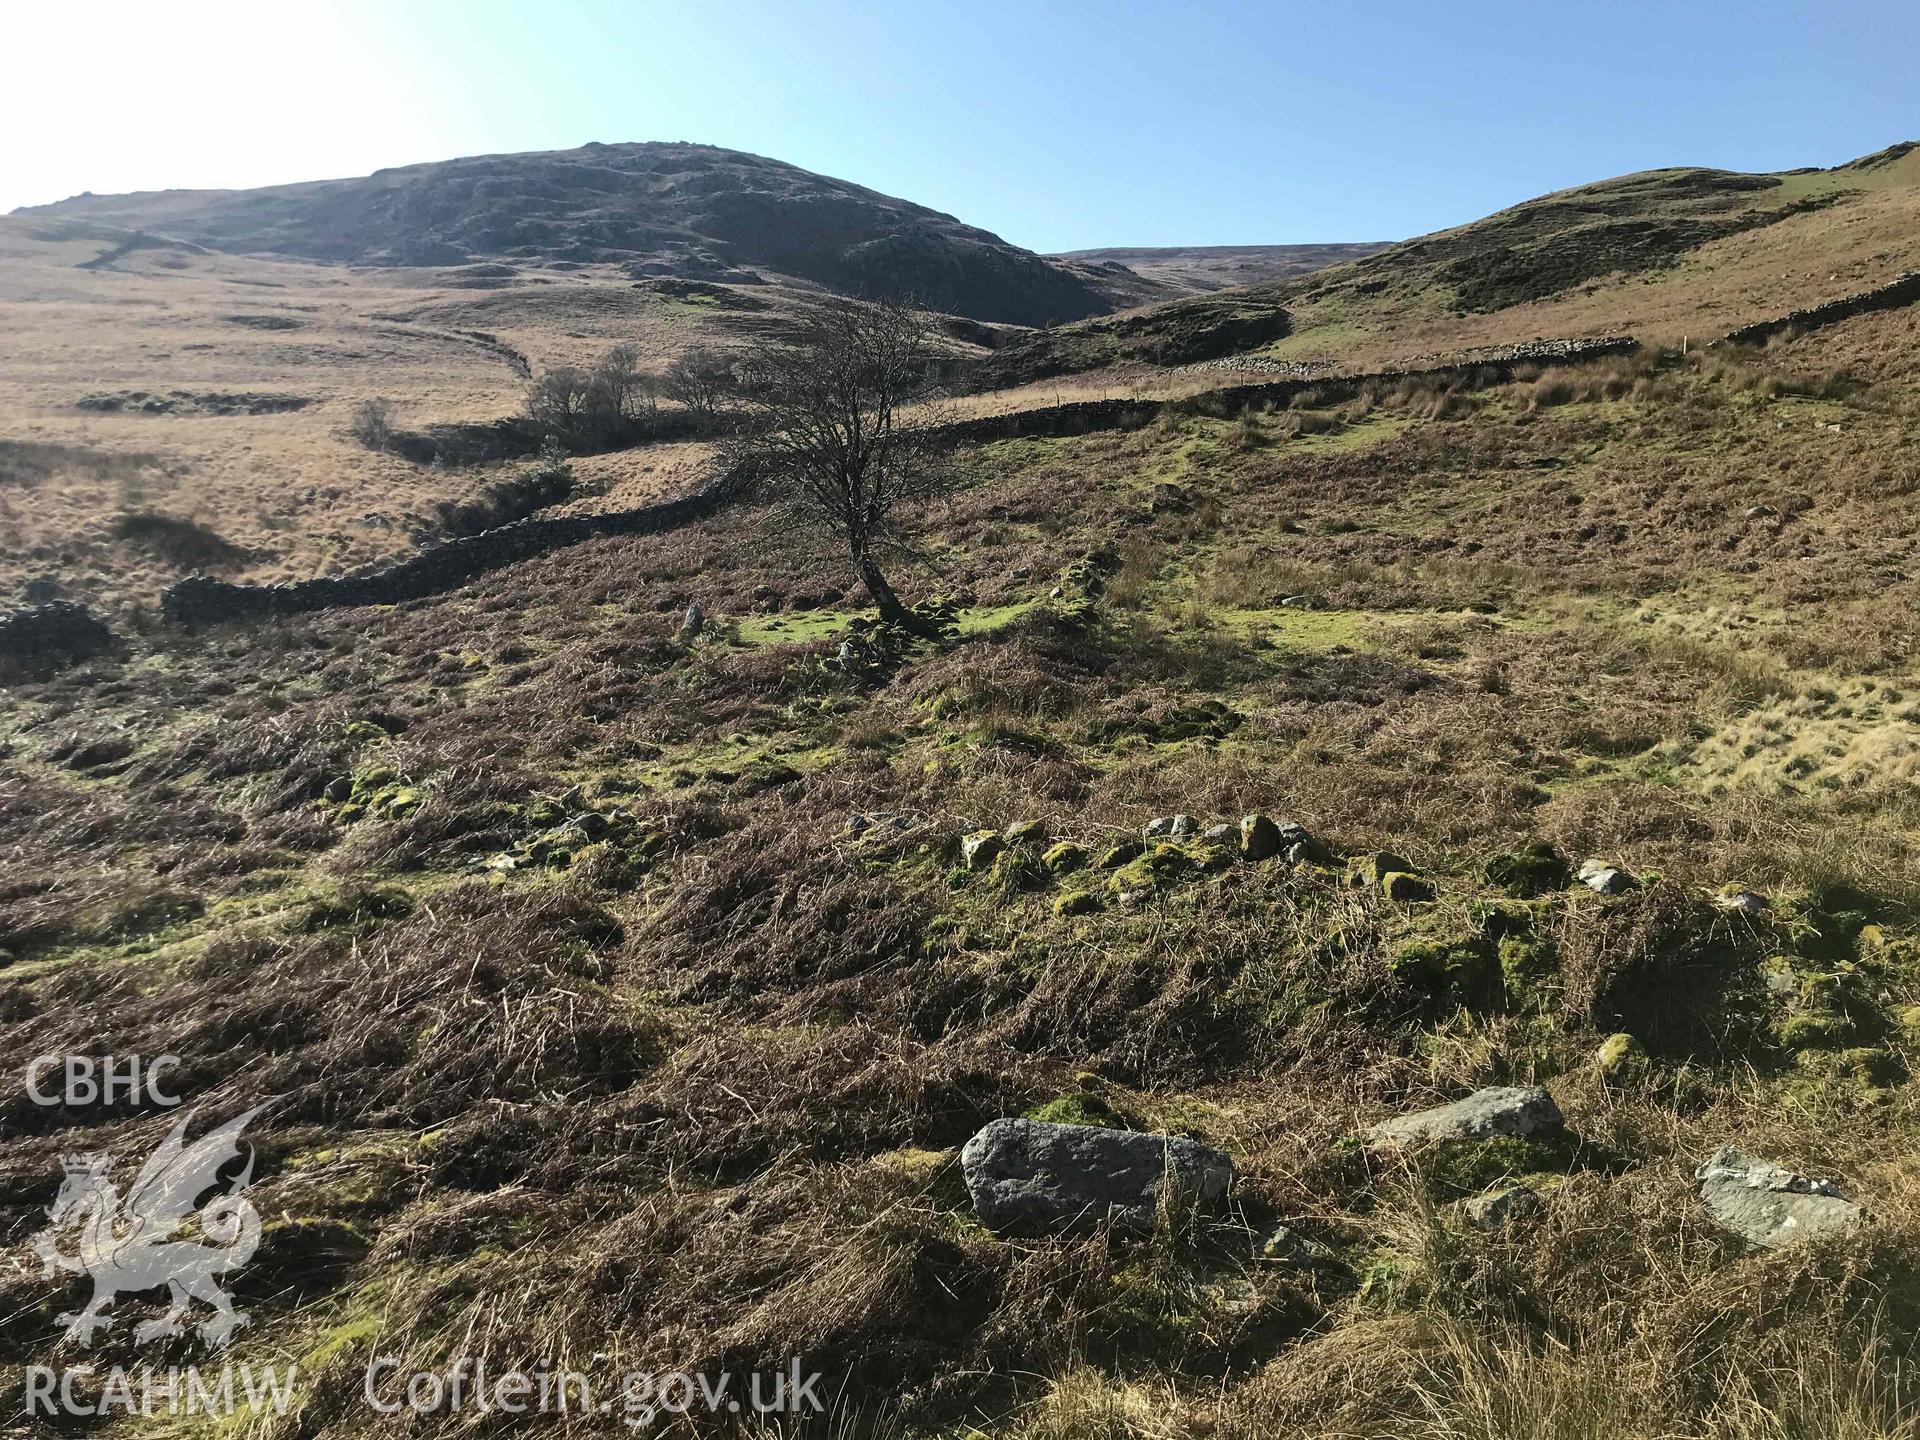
[18,141,1124,327]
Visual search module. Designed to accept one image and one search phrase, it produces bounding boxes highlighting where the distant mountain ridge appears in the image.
[1054,243,1392,299]
[16,141,1131,328]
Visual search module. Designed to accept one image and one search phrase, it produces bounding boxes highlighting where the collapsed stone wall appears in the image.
[1717,272,1920,347]
[938,336,1637,445]
[0,602,115,680]
[161,473,746,626]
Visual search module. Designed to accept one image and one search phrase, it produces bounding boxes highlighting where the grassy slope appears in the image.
[987,143,1920,382]
[4,302,1920,1434]
[0,221,871,606]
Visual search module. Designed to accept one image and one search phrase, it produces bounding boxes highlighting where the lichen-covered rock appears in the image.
[1186,841,1236,874]
[1200,822,1237,847]
[961,830,1005,871]
[1262,1223,1336,1266]
[1696,1145,1864,1248]
[961,1118,1233,1236]
[1005,819,1049,846]
[1144,814,1199,840]
[1365,1086,1564,1148]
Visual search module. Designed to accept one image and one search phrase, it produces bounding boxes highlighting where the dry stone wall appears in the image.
[0,602,115,679]
[1718,272,1920,347]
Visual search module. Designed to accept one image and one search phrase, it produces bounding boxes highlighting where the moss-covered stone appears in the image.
[1381,871,1435,903]
[1391,936,1490,990]
[1595,1032,1649,1083]
[1185,841,1236,874]
[1350,851,1415,888]
[1005,819,1049,846]
[1482,841,1569,897]
[1054,889,1101,918]
[1498,934,1557,999]
[1239,813,1283,861]
[1472,897,1547,940]
[1098,838,1146,870]
[1043,841,1089,875]
[989,849,1047,892]
[1774,1010,1856,1050]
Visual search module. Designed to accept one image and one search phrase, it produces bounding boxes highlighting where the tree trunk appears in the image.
[854,551,906,621]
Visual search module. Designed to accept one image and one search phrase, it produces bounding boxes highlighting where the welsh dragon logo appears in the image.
[31,1104,269,1347]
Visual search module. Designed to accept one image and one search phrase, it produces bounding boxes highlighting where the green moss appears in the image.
[988,849,1047,892]
[1005,819,1049,846]
[301,885,414,933]
[1025,1092,1126,1128]
[1043,841,1088,875]
[1054,889,1101,918]
[1184,841,1236,874]
[1595,1032,1649,1082]
[1774,1010,1856,1050]
[1098,839,1146,869]
[1109,856,1160,900]
[1416,1137,1573,1199]
[1357,1248,1421,1312]
[1482,842,1570,896]
[1498,934,1558,998]
[1391,935,1490,990]
[1791,1045,1904,1091]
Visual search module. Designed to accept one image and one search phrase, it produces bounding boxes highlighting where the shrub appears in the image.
[349,397,397,452]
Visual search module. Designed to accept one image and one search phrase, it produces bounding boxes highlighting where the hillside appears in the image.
[1056,242,1391,298]
[986,142,1920,383]
[16,141,1125,327]
[6,138,1920,1440]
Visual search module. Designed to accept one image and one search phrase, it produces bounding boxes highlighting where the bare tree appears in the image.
[525,344,656,450]
[663,347,734,427]
[725,296,950,619]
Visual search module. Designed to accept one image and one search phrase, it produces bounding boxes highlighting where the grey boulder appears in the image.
[1578,858,1637,895]
[961,1118,1233,1236]
[1144,814,1199,839]
[1697,1145,1864,1248]
[1365,1086,1565,1147]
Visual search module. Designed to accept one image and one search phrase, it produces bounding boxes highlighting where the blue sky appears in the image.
[7,0,1916,251]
